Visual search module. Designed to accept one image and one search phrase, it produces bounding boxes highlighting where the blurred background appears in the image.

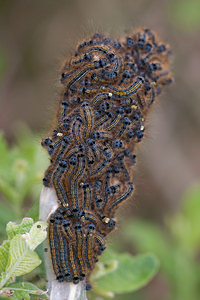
[0,0,200,300]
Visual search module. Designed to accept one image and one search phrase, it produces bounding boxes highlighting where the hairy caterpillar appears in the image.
[42,28,172,290]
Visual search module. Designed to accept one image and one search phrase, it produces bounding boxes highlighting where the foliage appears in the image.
[124,186,200,300]
[0,128,48,240]
[0,218,48,300]
[90,251,159,298]
[0,129,159,299]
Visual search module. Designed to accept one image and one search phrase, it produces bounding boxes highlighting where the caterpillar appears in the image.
[42,28,172,290]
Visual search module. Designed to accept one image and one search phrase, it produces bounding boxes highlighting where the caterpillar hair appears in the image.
[42,28,173,289]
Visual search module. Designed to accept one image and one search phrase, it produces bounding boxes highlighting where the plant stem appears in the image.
[39,186,88,300]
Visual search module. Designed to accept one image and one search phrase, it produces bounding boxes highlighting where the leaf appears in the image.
[92,260,118,281]
[6,235,41,277]
[6,218,34,240]
[181,186,200,247]
[23,221,47,250]
[0,240,10,272]
[167,186,200,251]
[124,220,174,277]
[4,282,48,300]
[94,251,159,294]
[0,127,48,208]
[0,219,47,289]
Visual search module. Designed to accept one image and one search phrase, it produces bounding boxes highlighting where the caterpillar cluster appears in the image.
[41,28,172,290]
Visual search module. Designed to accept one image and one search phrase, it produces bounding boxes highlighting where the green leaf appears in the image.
[181,186,200,247]
[0,241,10,272]
[6,235,41,277]
[167,186,200,252]
[94,251,159,294]
[0,218,41,273]
[0,127,48,210]
[0,219,47,289]
[92,259,118,281]
[23,221,47,250]
[3,282,48,300]
[6,218,33,240]
[124,220,174,277]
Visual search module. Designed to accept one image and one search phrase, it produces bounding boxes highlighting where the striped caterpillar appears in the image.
[41,28,172,290]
